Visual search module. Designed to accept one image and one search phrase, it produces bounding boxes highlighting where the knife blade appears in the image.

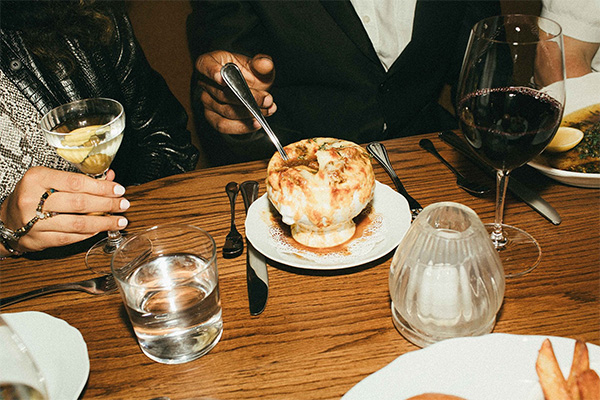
[438,130,561,225]
[239,180,268,315]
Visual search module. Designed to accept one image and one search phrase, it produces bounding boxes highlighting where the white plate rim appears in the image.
[342,333,600,400]
[2,311,90,400]
[245,181,411,270]
[528,72,600,188]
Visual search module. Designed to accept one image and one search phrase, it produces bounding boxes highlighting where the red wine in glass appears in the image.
[459,87,563,171]
[456,14,566,278]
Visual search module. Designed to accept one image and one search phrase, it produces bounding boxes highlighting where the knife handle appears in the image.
[240,181,259,214]
[439,131,561,225]
[438,131,495,176]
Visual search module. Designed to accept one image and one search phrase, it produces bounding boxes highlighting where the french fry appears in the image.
[577,369,600,400]
[536,339,572,400]
[567,340,591,400]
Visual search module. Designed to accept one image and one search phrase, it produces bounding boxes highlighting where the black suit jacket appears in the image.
[187,0,500,166]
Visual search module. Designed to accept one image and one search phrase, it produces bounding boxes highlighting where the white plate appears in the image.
[2,311,89,400]
[528,72,600,188]
[342,333,600,400]
[245,181,411,270]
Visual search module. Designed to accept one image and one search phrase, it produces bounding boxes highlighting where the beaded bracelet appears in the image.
[0,221,22,259]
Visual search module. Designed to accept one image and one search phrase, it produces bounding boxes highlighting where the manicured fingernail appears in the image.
[114,185,126,196]
[120,199,130,210]
[118,217,128,228]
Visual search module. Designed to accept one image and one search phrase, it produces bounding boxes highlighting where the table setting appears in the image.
[1,13,599,400]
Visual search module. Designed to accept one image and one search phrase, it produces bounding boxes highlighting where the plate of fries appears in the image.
[536,338,600,400]
[342,333,599,400]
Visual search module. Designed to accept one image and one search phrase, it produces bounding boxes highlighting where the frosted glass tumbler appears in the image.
[389,202,505,347]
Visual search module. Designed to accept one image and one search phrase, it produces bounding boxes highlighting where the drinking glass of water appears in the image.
[111,224,223,364]
[0,315,48,399]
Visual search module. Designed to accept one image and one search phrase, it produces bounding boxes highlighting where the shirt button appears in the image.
[10,59,22,71]
[362,15,371,24]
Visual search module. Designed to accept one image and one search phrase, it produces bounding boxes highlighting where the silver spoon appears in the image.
[223,181,244,259]
[220,63,289,160]
[419,139,491,196]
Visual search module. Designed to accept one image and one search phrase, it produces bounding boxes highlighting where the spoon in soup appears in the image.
[221,63,289,161]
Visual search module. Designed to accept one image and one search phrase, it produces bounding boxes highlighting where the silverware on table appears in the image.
[438,130,561,225]
[223,181,244,259]
[220,63,289,161]
[367,141,423,220]
[239,180,268,316]
[419,138,491,196]
[0,274,116,309]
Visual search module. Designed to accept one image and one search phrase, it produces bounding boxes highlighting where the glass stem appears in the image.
[491,170,510,249]
[103,230,123,254]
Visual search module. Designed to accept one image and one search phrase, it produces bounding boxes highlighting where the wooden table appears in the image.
[1,133,598,400]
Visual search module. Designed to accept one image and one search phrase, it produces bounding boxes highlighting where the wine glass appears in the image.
[40,98,126,273]
[0,315,49,400]
[456,15,565,278]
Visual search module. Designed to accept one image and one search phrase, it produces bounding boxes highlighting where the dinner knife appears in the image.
[438,130,562,225]
[239,180,269,316]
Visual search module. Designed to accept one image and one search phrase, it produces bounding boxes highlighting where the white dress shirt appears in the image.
[541,0,600,72]
[350,0,418,71]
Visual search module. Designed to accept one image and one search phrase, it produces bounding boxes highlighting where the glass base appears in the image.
[391,303,496,348]
[85,232,126,274]
[484,223,541,278]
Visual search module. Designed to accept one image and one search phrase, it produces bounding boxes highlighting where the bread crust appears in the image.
[266,137,375,247]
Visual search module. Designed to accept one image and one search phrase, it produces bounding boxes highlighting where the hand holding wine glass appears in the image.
[40,98,127,273]
[456,15,566,277]
[0,167,128,255]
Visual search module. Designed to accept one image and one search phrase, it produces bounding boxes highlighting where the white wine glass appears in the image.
[0,315,49,400]
[40,98,126,274]
[456,15,566,278]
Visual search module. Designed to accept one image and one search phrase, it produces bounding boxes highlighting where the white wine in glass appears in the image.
[40,97,126,273]
[456,15,566,278]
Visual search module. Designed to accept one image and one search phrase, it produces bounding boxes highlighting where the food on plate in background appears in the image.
[539,103,600,173]
[406,394,468,400]
[266,138,375,248]
[536,338,600,400]
[545,127,584,153]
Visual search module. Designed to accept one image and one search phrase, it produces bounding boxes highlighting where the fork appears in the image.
[367,141,423,220]
[223,181,244,258]
[0,273,117,309]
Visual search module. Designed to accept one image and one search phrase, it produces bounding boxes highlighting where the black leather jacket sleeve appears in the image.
[108,11,199,185]
[1,9,199,186]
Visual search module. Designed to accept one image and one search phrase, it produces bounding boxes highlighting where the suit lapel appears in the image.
[320,0,381,66]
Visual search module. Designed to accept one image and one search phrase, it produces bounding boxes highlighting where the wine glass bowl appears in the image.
[40,98,125,179]
[456,15,566,277]
[40,98,126,273]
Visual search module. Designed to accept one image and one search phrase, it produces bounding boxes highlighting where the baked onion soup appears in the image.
[266,138,375,248]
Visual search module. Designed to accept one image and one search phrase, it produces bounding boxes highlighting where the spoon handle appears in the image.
[419,139,464,178]
[220,63,289,161]
[225,181,239,228]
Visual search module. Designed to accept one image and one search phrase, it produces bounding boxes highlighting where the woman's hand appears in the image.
[0,167,130,255]
[195,50,277,134]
